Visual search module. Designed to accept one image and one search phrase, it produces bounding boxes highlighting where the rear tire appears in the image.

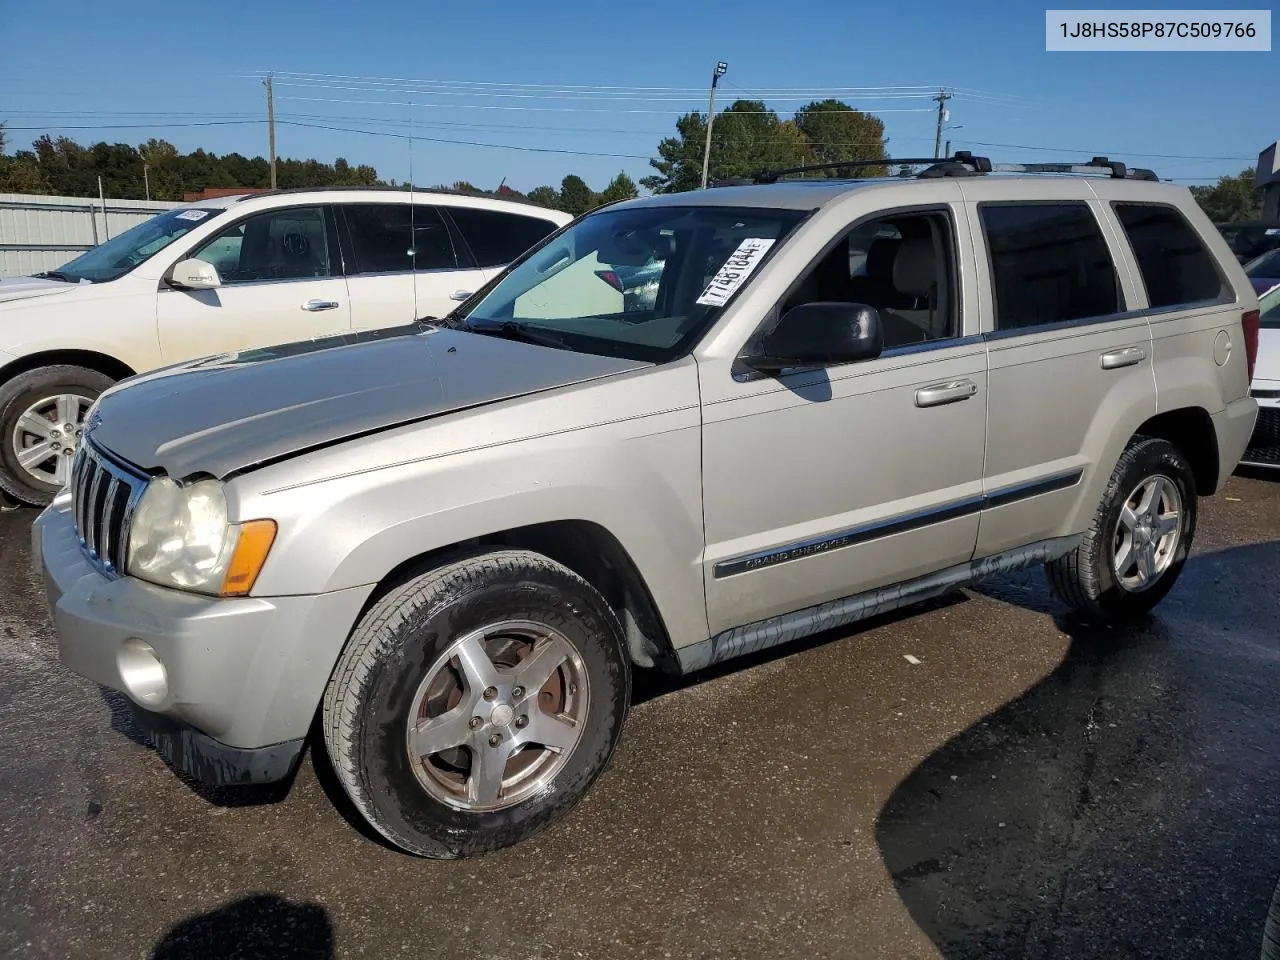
[1264,874,1280,960]
[322,549,630,858]
[0,364,115,506]
[1046,437,1197,622]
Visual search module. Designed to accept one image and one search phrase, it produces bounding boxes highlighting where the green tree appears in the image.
[1190,169,1261,222]
[642,99,811,193]
[527,185,559,208]
[793,99,888,176]
[596,171,639,206]
[558,174,596,215]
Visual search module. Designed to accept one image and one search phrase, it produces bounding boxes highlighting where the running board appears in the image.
[675,535,1082,674]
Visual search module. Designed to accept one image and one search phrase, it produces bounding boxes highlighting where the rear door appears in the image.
[157,204,352,362]
[338,201,469,329]
[963,183,1154,558]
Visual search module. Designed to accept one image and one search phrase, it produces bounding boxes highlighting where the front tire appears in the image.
[322,550,630,858]
[0,364,115,506]
[1047,437,1197,622]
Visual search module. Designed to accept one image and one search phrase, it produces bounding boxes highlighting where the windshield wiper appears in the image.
[464,319,570,351]
[32,270,79,283]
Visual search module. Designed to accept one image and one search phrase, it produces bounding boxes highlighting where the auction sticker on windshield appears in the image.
[175,210,211,221]
[696,238,776,307]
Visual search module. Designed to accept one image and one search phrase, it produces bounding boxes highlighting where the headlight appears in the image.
[127,478,276,596]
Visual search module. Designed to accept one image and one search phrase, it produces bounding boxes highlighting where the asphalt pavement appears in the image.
[2,473,1279,960]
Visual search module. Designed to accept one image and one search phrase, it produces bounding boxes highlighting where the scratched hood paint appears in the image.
[87,324,650,479]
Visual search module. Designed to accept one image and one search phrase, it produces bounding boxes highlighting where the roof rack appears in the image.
[738,151,1159,186]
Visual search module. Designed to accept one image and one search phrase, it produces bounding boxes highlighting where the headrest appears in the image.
[865,237,901,281]
[892,237,936,298]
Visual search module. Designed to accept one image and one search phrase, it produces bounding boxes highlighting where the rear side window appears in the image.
[981,203,1120,331]
[448,207,561,268]
[342,204,457,273]
[1113,203,1228,308]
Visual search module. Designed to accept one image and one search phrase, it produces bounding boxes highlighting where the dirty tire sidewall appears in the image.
[1047,437,1197,622]
[0,365,115,506]
[323,550,631,859]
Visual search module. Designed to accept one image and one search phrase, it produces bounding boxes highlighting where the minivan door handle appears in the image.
[1100,346,1147,369]
[449,290,474,301]
[301,299,340,312]
[915,379,978,408]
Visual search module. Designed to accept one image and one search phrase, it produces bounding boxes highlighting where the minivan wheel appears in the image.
[0,365,116,506]
[1046,437,1197,622]
[322,549,630,858]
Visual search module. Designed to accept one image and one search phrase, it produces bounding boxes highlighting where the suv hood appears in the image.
[88,324,651,480]
[0,275,86,303]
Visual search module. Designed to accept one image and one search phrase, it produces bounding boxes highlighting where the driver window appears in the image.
[193,206,331,284]
[781,210,959,350]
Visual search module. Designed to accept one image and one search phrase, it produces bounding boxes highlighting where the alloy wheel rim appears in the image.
[9,394,93,487]
[405,619,590,813]
[1112,473,1182,592]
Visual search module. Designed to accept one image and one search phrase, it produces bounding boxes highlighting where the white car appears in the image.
[0,189,570,504]
[1243,281,1280,468]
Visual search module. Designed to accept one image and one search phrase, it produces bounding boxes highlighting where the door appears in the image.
[157,204,351,362]
[338,202,478,328]
[700,200,988,635]
[965,189,1155,557]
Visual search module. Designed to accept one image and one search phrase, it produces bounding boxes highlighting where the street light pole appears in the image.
[700,61,728,190]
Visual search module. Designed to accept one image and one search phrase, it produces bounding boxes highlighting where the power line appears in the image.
[276,119,653,159]
[278,94,936,115]
[1,120,265,131]
[964,138,1256,162]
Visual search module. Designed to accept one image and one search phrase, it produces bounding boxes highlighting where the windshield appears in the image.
[1261,283,1280,328]
[1245,248,1280,279]
[455,204,808,362]
[49,207,225,283]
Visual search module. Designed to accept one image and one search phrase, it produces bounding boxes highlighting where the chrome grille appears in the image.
[71,441,149,577]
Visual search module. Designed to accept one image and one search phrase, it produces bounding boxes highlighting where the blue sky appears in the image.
[0,0,1273,195]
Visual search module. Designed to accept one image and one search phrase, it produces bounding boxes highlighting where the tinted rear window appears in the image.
[448,207,561,268]
[980,203,1120,330]
[343,204,457,273]
[1113,203,1228,308]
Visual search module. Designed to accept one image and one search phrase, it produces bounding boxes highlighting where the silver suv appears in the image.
[34,155,1261,858]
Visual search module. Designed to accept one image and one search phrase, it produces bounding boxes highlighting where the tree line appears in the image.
[0,107,1264,223]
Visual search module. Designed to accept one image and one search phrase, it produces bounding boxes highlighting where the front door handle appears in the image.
[449,289,474,301]
[1100,346,1147,369]
[915,379,978,408]
[301,299,340,312]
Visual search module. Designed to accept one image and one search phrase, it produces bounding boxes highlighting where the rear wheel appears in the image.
[0,365,115,506]
[1047,437,1197,622]
[322,550,630,858]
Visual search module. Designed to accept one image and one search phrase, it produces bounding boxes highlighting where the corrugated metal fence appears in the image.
[0,193,177,277]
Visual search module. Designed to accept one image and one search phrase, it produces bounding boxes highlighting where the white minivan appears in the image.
[0,188,571,504]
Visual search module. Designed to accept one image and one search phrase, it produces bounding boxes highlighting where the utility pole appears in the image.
[264,74,277,189]
[933,88,952,160]
[143,163,150,202]
[944,140,951,159]
[700,61,728,190]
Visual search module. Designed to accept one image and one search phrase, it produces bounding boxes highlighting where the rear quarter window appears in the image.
[447,207,561,268]
[1112,203,1229,308]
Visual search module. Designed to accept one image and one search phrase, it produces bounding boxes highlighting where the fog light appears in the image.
[117,638,168,706]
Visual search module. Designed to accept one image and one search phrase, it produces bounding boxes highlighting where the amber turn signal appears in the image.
[218,519,278,597]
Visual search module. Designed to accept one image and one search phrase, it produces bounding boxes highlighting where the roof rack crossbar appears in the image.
[987,158,1159,181]
[728,152,1159,187]
[752,157,931,184]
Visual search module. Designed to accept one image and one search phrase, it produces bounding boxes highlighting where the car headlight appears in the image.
[127,477,276,596]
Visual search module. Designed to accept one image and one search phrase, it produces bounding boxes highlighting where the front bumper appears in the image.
[1241,388,1280,468]
[34,496,374,784]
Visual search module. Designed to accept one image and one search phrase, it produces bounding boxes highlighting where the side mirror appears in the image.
[745,302,883,374]
[168,259,222,290]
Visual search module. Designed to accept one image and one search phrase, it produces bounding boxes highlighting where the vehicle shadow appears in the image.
[875,542,1280,959]
[149,893,333,959]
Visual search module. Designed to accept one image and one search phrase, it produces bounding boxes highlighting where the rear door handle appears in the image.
[301,299,340,312]
[1100,346,1147,369]
[915,379,978,408]
[449,290,474,301]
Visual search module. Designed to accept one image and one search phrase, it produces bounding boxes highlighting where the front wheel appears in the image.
[1047,437,1198,622]
[0,365,115,506]
[322,550,631,858]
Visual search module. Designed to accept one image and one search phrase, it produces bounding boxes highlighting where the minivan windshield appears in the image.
[45,207,225,284]
[455,204,807,363]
